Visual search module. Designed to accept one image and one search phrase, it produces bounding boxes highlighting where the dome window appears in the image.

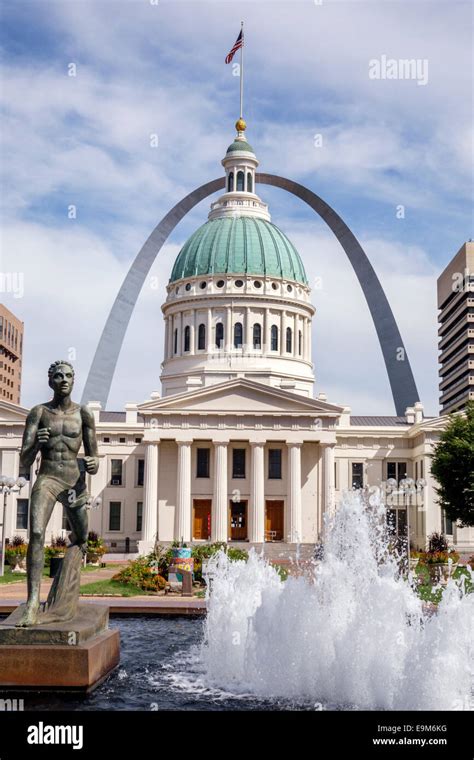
[236,171,245,191]
[247,172,253,193]
[286,327,293,353]
[271,325,279,351]
[253,323,262,349]
[234,322,243,348]
[216,279,225,288]
[200,281,207,289]
[175,286,180,295]
[185,283,191,291]
[228,172,234,192]
[216,323,224,348]
[235,279,244,288]
[253,280,262,288]
[287,284,293,293]
[198,324,206,350]
[271,282,279,291]
[184,325,191,353]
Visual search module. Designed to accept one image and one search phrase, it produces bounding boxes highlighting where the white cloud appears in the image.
[1,0,469,414]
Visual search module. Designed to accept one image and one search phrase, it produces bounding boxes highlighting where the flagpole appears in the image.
[239,21,244,120]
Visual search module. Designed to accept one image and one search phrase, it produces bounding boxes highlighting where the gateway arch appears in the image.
[81,174,420,415]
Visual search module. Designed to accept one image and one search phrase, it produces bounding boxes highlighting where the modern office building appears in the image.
[437,242,474,414]
[0,303,23,405]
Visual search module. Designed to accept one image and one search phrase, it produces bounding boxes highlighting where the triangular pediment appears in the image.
[0,400,29,423]
[138,379,343,416]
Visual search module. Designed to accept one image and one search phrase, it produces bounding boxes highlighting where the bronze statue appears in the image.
[17,361,99,627]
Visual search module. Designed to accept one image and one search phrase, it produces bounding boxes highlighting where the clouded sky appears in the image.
[1,0,472,415]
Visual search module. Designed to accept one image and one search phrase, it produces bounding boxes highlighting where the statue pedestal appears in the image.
[0,604,120,692]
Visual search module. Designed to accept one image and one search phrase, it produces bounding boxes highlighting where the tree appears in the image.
[431,401,474,527]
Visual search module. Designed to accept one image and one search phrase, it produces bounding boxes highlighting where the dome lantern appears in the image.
[208,120,270,221]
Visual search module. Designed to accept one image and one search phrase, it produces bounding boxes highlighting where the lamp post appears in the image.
[0,474,28,577]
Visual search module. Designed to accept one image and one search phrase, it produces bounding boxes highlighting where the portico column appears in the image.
[143,443,159,543]
[212,441,228,542]
[287,442,302,543]
[176,440,192,542]
[249,442,265,543]
[293,312,298,357]
[323,444,335,515]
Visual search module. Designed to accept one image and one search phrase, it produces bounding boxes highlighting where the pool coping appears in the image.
[0,597,207,616]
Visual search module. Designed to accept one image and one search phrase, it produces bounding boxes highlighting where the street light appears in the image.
[0,475,28,577]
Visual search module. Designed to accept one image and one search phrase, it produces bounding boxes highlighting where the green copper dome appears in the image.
[226,140,255,154]
[169,216,308,284]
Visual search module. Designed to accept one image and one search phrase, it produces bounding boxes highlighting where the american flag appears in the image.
[225,29,243,64]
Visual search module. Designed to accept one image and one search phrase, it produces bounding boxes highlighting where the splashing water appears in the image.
[200,491,473,710]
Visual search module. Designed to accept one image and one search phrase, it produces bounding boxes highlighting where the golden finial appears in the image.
[235,117,247,133]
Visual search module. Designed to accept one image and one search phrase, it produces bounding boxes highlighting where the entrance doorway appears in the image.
[265,500,284,541]
[193,499,211,540]
[229,500,247,541]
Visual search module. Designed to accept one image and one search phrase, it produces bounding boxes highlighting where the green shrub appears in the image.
[113,557,167,592]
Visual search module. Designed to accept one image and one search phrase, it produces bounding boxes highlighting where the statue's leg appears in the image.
[16,479,57,627]
[62,478,89,556]
[65,500,89,556]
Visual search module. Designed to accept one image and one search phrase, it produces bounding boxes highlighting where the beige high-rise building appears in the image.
[437,242,474,414]
[0,304,24,405]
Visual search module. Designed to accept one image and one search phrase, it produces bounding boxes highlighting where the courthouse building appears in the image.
[1,123,472,554]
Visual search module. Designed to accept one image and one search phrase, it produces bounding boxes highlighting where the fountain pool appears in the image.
[2,491,472,711]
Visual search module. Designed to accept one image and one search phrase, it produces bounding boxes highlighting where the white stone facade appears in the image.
[1,391,473,554]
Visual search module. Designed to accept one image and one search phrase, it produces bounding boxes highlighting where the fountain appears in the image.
[199,490,473,710]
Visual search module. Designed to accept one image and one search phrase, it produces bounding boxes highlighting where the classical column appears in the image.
[287,442,302,542]
[176,440,192,542]
[207,308,213,352]
[168,315,174,358]
[212,441,228,542]
[245,306,252,351]
[175,312,182,356]
[293,313,299,357]
[164,317,169,360]
[143,443,159,543]
[263,308,269,353]
[225,306,232,350]
[280,310,285,356]
[307,318,312,362]
[249,442,265,543]
[323,444,335,515]
[189,309,195,355]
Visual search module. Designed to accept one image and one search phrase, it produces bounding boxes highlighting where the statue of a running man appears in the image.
[17,361,99,627]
